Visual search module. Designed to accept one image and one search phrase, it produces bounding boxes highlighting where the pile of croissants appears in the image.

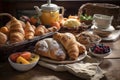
[35,32,86,60]
[0,13,58,46]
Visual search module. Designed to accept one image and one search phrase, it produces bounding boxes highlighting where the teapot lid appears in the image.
[41,0,59,11]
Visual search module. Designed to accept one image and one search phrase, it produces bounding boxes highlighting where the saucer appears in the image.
[91,25,115,32]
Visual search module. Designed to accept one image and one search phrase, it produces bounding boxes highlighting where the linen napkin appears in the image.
[65,63,105,80]
[38,55,105,80]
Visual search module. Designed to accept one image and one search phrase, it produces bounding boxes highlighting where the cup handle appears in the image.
[59,6,65,16]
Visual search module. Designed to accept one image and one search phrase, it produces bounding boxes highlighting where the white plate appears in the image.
[40,51,87,64]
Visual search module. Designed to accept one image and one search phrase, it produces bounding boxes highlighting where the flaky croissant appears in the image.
[53,32,86,60]
[0,13,25,43]
[9,17,25,43]
[0,26,9,36]
[0,32,7,46]
[35,25,48,36]
[24,22,35,39]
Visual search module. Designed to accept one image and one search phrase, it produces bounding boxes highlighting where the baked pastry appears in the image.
[35,25,48,36]
[63,19,81,28]
[47,26,58,32]
[9,32,24,43]
[53,32,86,60]
[0,32,7,46]
[24,22,35,39]
[76,31,101,49]
[9,17,25,43]
[0,26,9,36]
[0,13,25,43]
[35,38,66,61]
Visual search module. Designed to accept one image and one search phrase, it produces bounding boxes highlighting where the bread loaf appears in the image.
[35,38,66,61]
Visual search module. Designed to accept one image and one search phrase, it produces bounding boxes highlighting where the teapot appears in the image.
[34,0,64,26]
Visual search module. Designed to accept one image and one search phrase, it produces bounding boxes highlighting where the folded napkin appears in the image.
[65,63,105,80]
[38,55,105,80]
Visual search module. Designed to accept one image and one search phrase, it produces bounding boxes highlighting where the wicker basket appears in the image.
[0,32,56,62]
[78,3,120,29]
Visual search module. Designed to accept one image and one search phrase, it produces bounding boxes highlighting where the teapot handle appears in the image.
[34,6,42,16]
[59,6,65,16]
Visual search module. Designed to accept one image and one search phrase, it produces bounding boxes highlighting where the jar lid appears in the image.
[41,3,60,11]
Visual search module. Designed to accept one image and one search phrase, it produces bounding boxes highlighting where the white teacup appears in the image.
[93,14,113,29]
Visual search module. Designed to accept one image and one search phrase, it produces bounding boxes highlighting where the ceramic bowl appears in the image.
[89,46,111,58]
[8,53,40,71]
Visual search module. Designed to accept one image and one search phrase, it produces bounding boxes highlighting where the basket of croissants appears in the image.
[0,13,59,61]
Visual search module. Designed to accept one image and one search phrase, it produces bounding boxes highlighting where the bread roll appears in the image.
[35,38,66,61]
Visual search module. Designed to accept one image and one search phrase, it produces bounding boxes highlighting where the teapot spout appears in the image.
[34,6,42,16]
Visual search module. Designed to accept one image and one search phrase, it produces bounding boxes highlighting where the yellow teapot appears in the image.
[34,0,64,26]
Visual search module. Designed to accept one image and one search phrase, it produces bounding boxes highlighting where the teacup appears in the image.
[92,14,113,29]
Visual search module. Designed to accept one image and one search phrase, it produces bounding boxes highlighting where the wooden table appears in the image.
[0,39,120,80]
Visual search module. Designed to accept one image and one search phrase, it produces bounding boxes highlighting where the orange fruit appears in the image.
[51,22,61,30]
[30,16,38,25]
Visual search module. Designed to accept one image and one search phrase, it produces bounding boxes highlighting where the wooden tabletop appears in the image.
[0,38,120,80]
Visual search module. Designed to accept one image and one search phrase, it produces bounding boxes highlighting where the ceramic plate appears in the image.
[40,51,87,64]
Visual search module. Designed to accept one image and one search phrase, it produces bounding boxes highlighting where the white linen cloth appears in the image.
[38,55,105,80]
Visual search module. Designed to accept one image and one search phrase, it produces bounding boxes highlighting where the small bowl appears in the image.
[89,47,111,58]
[8,53,40,71]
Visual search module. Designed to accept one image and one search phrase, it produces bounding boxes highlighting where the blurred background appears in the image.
[0,0,120,26]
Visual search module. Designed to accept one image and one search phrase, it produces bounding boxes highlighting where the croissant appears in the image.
[0,32,7,46]
[31,25,36,30]
[9,32,24,43]
[47,26,58,33]
[53,32,86,60]
[0,26,9,36]
[9,17,25,43]
[35,25,48,36]
[24,22,35,39]
[0,13,25,43]
[35,38,66,61]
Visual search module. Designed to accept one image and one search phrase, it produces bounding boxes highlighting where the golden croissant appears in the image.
[0,13,25,43]
[53,32,86,60]
[24,21,35,39]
